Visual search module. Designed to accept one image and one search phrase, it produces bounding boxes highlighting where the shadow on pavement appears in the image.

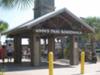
[0,62,75,72]
[96,70,100,72]
[72,74,82,75]
[72,73,81,75]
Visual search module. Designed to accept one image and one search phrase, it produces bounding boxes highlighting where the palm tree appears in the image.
[83,17,100,41]
[0,0,34,9]
[0,21,8,47]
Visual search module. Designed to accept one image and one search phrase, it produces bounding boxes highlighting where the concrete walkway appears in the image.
[1,61,99,75]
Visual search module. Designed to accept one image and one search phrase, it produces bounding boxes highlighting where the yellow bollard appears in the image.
[81,49,85,74]
[48,51,54,75]
[0,70,4,75]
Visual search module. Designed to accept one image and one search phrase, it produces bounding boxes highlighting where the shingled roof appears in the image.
[2,8,95,36]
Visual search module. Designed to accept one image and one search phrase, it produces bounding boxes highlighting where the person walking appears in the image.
[6,44,14,62]
[0,45,6,64]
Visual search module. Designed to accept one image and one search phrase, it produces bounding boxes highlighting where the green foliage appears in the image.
[84,17,100,32]
[64,48,70,59]
[0,21,8,32]
[64,36,72,59]
[0,0,34,9]
[82,17,100,41]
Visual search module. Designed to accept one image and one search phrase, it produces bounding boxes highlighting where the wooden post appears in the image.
[70,35,79,65]
[48,36,55,52]
[14,35,22,64]
[29,34,40,66]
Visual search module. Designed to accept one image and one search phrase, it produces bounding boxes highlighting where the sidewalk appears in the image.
[3,62,100,75]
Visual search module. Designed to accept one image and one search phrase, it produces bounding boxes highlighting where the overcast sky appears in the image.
[0,0,100,29]
[0,0,100,44]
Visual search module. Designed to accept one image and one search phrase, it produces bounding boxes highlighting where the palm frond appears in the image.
[1,0,34,9]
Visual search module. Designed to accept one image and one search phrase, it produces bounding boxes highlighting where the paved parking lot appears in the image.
[0,60,99,75]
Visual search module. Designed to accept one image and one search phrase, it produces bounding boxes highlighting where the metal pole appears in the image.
[81,49,85,74]
[48,51,54,75]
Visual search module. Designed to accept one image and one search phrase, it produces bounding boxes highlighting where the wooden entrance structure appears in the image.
[3,8,94,66]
